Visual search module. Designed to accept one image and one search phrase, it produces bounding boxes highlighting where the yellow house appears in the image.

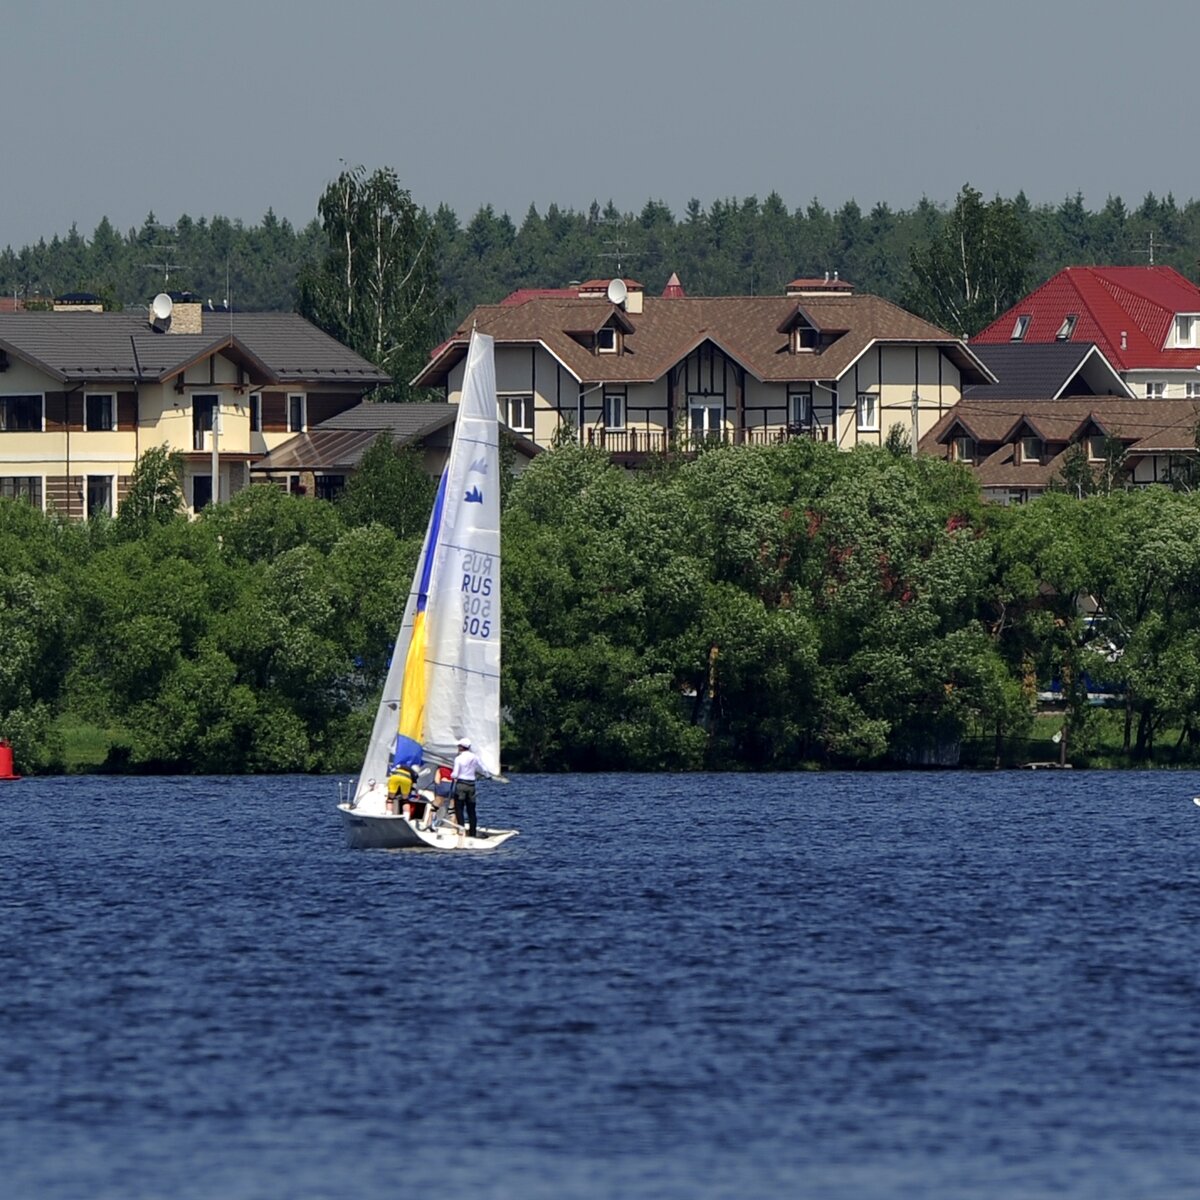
[412,275,994,459]
[0,294,388,516]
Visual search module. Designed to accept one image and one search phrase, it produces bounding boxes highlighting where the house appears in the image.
[921,348,1197,504]
[923,311,1200,502]
[0,293,388,516]
[250,401,541,497]
[973,266,1200,401]
[412,276,995,460]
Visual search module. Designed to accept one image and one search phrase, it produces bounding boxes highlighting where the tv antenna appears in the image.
[600,238,636,277]
[141,224,191,285]
[1139,229,1172,266]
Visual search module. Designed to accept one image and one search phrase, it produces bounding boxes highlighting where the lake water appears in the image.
[2,770,1199,1199]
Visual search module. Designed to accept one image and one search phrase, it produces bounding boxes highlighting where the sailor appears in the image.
[451,738,485,837]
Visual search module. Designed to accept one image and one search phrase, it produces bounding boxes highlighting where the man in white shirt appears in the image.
[451,738,485,837]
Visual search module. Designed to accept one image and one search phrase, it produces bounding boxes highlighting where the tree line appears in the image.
[4,178,1200,387]
[3,438,1198,776]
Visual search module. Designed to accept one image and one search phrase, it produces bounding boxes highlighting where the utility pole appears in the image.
[211,403,221,505]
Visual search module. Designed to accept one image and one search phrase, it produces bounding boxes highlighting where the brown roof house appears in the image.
[0,293,388,517]
[413,275,995,463]
[920,343,1199,503]
[250,401,541,499]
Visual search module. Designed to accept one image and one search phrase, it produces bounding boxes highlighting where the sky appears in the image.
[6,0,1200,253]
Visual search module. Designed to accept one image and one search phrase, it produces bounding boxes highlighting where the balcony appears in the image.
[583,423,828,462]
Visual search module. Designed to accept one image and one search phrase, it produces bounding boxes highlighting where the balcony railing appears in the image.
[583,424,828,455]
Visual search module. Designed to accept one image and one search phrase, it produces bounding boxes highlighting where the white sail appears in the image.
[422,331,502,774]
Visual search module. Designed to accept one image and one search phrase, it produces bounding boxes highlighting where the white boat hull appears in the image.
[338,804,517,852]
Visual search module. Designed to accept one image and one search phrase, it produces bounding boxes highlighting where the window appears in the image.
[1146,382,1166,400]
[788,389,812,427]
[0,476,42,506]
[1186,381,1200,399]
[192,394,218,450]
[504,394,533,432]
[86,475,113,519]
[1056,315,1078,340]
[950,435,976,463]
[603,392,625,430]
[314,474,346,501]
[596,327,617,354]
[1011,315,1031,341]
[856,392,878,431]
[1087,435,1107,461]
[0,394,42,432]
[1020,436,1043,464]
[85,393,115,431]
[249,392,262,433]
[288,393,306,433]
[793,325,818,352]
[1175,315,1197,347]
[192,475,213,511]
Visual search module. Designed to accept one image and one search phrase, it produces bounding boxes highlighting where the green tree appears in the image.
[335,433,436,539]
[905,184,1036,336]
[116,444,185,537]
[298,164,449,398]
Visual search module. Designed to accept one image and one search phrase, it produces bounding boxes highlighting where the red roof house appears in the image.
[974,266,1200,377]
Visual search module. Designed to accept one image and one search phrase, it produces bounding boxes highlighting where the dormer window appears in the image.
[792,325,818,353]
[1056,315,1078,340]
[1087,435,1106,461]
[1175,314,1197,347]
[950,435,976,463]
[1020,436,1043,464]
[1011,315,1031,341]
[596,326,618,354]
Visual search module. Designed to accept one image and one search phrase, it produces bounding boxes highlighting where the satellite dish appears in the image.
[606,278,628,306]
[151,292,173,321]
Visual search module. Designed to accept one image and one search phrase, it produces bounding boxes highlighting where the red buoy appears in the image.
[0,739,21,781]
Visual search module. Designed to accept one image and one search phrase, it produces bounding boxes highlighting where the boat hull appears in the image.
[338,805,517,852]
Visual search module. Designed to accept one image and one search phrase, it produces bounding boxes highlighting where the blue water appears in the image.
[2,771,1199,1199]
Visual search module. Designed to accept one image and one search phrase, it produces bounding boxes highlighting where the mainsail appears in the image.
[352,330,501,803]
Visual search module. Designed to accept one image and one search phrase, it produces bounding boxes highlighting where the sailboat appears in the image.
[338,330,517,851]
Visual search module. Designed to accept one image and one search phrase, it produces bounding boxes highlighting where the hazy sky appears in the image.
[7,0,1200,252]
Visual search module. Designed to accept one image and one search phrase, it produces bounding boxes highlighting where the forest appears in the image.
[4,436,1200,776]
[4,182,1200,349]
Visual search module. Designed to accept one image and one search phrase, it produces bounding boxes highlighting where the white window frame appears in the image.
[788,388,812,427]
[1056,315,1078,341]
[1087,435,1107,462]
[86,473,115,519]
[1175,315,1197,348]
[84,391,116,432]
[1145,381,1166,400]
[1011,315,1031,341]
[287,392,306,433]
[793,326,818,353]
[0,393,45,432]
[503,393,533,433]
[1020,436,1043,464]
[249,392,262,433]
[950,435,976,463]
[602,391,626,430]
[596,327,618,354]
[687,399,723,438]
[1186,381,1200,399]
[856,392,878,432]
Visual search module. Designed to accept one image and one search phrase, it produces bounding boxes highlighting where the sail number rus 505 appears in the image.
[461,551,495,638]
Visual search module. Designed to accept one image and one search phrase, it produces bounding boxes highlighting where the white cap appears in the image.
[457,738,471,749]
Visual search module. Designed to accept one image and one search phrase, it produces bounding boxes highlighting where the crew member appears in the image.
[451,738,485,837]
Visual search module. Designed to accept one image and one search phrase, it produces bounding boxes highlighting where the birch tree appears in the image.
[298,164,448,399]
[904,184,1035,337]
